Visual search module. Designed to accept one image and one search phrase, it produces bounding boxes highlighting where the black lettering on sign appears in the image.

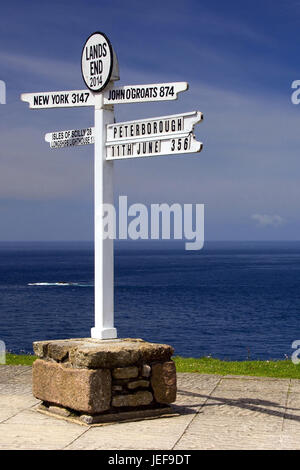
[86,43,106,60]
[90,59,103,76]
[35,95,49,106]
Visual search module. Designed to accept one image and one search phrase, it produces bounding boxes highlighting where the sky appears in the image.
[0,0,300,241]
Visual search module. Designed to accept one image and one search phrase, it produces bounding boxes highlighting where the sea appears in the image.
[0,240,300,361]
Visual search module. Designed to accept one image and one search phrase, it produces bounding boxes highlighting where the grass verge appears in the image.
[5,353,37,366]
[3,354,300,379]
[174,356,300,379]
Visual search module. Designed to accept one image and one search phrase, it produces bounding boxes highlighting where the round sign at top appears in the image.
[81,32,113,92]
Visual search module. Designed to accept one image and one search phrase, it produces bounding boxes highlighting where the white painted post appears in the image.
[91,92,117,339]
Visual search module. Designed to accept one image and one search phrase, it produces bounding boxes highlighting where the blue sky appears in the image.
[0,0,300,241]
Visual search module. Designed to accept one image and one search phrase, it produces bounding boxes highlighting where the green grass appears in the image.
[173,356,300,379]
[3,354,300,379]
[4,353,37,366]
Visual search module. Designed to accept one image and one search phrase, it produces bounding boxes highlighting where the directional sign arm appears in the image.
[45,127,95,148]
[106,133,202,160]
[103,82,189,105]
[106,110,203,142]
[21,90,95,109]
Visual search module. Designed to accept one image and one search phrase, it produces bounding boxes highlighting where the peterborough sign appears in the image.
[20,31,204,340]
[106,111,202,142]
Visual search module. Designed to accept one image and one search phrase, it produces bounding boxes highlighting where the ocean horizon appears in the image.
[1,240,300,361]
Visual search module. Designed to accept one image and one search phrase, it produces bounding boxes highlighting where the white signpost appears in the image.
[45,127,95,148]
[106,111,202,142]
[21,90,95,109]
[20,32,203,340]
[103,82,188,104]
[106,133,202,160]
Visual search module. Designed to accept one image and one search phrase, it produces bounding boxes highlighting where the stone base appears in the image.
[36,402,179,426]
[32,338,177,418]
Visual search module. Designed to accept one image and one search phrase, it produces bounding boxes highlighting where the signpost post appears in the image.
[21,31,203,341]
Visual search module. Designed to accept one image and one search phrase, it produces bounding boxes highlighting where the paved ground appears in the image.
[0,366,300,449]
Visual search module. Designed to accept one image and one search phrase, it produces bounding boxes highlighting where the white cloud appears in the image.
[251,214,285,227]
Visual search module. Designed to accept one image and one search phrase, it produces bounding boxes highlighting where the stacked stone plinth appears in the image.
[32,338,176,417]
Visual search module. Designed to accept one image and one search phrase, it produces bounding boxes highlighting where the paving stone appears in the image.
[201,390,287,419]
[2,366,300,450]
[174,415,283,450]
[66,414,193,450]
[0,423,85,450]
[4,409,76,426]
[217,376,290,392]
[289,379,300,393]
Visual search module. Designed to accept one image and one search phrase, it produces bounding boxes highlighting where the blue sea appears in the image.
[0,241,300,361]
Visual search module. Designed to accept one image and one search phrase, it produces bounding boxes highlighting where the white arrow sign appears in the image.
[21,90,95,109]
[106,133,202,160]
[45,127,95,148]
[107,111,202,142]
[103,82,188,104]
